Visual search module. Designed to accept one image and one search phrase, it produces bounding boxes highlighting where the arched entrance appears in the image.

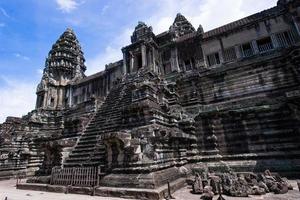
[104,138,124,168]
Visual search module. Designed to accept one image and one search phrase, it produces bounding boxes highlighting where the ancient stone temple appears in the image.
[1,0,300,199]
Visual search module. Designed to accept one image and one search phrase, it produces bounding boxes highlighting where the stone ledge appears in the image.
[16,177,186,200]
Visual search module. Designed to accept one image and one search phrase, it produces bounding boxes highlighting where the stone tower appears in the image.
[169,13,195,39]
[122,22,159,74]
[36,28,86,110]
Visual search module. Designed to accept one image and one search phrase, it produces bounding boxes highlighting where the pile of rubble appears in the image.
[188,170,293,200]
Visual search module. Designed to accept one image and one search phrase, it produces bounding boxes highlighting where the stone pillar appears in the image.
[148,49,153,70]
[175,48,180,71]
[251,40,259,54]
[141,44,147,69]
[130,51,134,73]
[270,34,279,49]
[234,45,242,59]
[293,16,300,37]
[218,50,224,64]
[58,87,63,108]
[43,91,48,108]
[106,75,109,95]
[152,46,157,73]
[69,86,73,107]
[122,52,127,74]
[171,48,180,72]
[35,95,39,109]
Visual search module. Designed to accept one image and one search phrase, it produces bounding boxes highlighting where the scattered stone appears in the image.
[258,181,269,193]
[250,185,266,195]
[200,186,214,200]
[192,173,203,194]
[186,169,293,197]
[209,175,221,194]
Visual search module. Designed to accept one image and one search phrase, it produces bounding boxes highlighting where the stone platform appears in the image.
[16,178,186,200]
[1,179,299,200]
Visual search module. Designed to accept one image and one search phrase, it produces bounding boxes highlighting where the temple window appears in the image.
[134,53,142,70]
[162,51,171,62]
[241,42,254,57]
[37,95,44,108]
[64,97,68,106]
[223,47,237,62]
[163,62,172,74]
[50,97,55,107]
[207,52,220,66]
[73,96,78,105]
[276,30,295,48]
[257,37,274,53]
[184,60,192,71]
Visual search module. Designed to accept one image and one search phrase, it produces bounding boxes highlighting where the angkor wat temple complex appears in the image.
[1,0,300,198]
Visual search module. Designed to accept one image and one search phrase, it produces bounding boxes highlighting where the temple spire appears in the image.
[36,28,86,109]
[169,13,195,39]
[45,28,86,81]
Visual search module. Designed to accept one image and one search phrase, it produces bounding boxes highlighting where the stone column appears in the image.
[58,87,63,108]
[106,75,109,95]
[141,44,147,69]
[293,16,300,37]
[148,49,153,70]
[152,46,157,73]
[218,50,224,64]
[43,91,48,108]
[251,40,259,54]
[270,34,279,49]
[69,86,73,107]
[234,45,242,59]
[53,89,57,108]
[171,48,180,72]
[122,52,127,74]
[130,51,134,73]
[175,48,180,71]
[219,38,225,64]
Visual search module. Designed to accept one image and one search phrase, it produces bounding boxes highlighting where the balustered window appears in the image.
[207,52,220,66]
[257,37,274,53]
[223,47,237,62]
[276,30,295,48]
[241,42,254,58]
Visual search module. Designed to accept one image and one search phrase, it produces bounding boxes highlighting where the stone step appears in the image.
[77,139,97,145]
[63,162,105,168]
[75,143,96,148]
[69,151,105,158]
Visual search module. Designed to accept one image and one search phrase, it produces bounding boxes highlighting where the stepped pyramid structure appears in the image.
[1,0,300,198]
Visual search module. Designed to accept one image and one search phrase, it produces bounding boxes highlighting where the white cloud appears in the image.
[0,76,36,123]
[101,5,110,15]
[0,7,10,18]
[145,0,277,34]
[14,53,30,61]
[86,28,131,75]
[56,0,79,13]
[85,0,277,76]
[37,69,44,75]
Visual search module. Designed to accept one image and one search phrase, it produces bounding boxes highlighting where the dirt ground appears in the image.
[0,179,299,200]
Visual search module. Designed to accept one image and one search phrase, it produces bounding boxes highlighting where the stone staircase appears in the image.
[63,82,132,168]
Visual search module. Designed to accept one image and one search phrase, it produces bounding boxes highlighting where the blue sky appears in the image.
[0,0,278,122]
